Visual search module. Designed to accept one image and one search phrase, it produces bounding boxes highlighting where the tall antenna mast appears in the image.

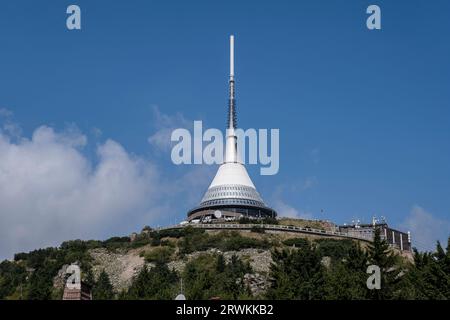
[225,35,238,163]
[228,35,236,129]
[185,34,278,222]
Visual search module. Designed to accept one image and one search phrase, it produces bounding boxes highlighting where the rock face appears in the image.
[321,256,331,269]
[53,264,70,289]
[169,248,272,297]
[89,248,145,291]
[167,248,272,275]
[88,247,273,295]
[226,249,273,274]
[242,273,269,297]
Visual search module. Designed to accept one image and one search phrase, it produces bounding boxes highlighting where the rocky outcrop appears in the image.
[89,248,145,291]
[87,247,273,295]
[167,248,272,275]
[241,273,269,297]
[53,264,70,289]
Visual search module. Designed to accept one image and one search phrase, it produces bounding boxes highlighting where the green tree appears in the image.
[144,246,174,264]
[366,228,401,299]
[93,270,114,300]
[323,243,368,299]
[0,261,27,299]
[83,267,95,289]
[267,242,326,300]
[183,254,251,300]
[400,238,450,299]
[27,271,52,300]
[216,254,225,273]
[126,263,178,299]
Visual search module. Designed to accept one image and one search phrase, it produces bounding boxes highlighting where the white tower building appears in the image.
[187,35,277,222]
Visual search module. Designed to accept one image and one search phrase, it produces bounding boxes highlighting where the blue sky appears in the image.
[0,0,449,258]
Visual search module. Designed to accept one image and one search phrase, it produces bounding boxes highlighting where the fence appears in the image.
[156,223,373,243]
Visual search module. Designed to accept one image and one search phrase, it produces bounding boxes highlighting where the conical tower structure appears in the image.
[187,35,277,222]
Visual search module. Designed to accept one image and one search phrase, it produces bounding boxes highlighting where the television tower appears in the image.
[187,35,277,222]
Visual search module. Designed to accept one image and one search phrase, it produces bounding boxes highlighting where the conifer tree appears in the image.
[93,270,114,300]
[216,254,225,273]
[267,241,326,300]
[83,267,95,289]
[126,263,178,299]
[403,241,450,300]
[367,228,400,299]
[324,243,368,299]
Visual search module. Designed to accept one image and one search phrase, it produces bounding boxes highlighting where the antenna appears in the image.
[227,35,236,129]
[225,35,238,163]
[372,216,378,227]
[230,35,234,78]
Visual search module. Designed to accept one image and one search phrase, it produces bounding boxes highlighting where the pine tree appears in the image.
[93,270,114,300]
[127,265,149,299]
[445,237,450,298]
[27,271,52,300]
[267,242,326,300]
[83,267,95,288]
[366,228,400,299]
[404,241,450,299]
[324,243,368,299]
[181,254,251,300]
[216,254,225,273]
[432,239,450,298]
[126,263,178,299]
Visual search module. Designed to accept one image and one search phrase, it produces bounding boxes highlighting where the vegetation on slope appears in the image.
[0,226,449,300]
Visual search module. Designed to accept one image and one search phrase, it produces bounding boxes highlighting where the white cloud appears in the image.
[299,176,318,191]
[147,105,191,152]
[0,107,22,139]
[147,105,208,164]
[273,199,313,219]
[0,108,13,117]
[276,177,319,194]
[91,127,103,139]
[310,147,320,164]
[402,205,450,252]
[270,182,316,220]
[0,123,166,260]
[0,108,217,260]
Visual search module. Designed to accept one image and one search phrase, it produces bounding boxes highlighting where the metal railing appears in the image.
[155,223,373,243]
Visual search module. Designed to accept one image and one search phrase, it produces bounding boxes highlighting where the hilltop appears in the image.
[0,218,448,300]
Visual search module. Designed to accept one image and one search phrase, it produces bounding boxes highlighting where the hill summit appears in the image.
[0,218,448,300]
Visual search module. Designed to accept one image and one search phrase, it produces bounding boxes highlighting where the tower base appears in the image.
[187,204,276,222]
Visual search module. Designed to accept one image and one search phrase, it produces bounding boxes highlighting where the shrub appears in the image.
[102,237,131,251]
[282,238,310,249]
[183,253,253,299]
[250,226,265,233]
[239,217,278,225]
[178,231,270,254]
[315,239,355,260]
[222,234,270,251]
[93,270,114,300]
[125,263,178,299]
[144,247,175,264]
[160,240,175,247]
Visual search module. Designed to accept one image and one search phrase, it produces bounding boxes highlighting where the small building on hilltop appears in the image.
[339,221,411,252]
